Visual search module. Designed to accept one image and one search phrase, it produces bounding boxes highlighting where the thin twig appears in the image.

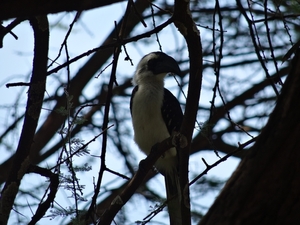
[189,137,257,186]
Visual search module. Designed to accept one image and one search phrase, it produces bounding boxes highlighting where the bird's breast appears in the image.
[131,88,174,157]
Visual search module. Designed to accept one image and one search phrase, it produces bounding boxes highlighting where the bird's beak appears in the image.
[152,54,182,76]
[164,56,182,76]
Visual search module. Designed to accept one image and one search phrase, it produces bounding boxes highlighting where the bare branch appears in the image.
[173,0,203,224]
[0,15,49,224]
[0,0,124,21]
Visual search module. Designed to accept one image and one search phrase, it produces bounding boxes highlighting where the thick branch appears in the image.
[0,15,49,224]
[173,0,203,224]
[0,0,124,21]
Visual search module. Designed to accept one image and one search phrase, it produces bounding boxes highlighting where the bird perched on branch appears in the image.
[130,52,183,225]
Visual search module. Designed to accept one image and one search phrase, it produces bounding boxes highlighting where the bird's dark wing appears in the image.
[162,88,183,224]
[161,88,183,135]
[130,86,139,115]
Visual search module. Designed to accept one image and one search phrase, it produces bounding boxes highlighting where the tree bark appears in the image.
[199,48,300,225]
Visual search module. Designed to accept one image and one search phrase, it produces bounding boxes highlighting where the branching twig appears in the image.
[46,18,173,76]
[0,18,25,48]
[190,137,257,186]
[27,165,59,225]
[48,11,82,69]
[236,0,280,96]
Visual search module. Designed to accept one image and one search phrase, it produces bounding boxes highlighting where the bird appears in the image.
[130,52,183,225]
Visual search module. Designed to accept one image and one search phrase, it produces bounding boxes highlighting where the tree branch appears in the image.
[173,0,203,224]
[0,15,49,224]
[99,134,184,225]
[0,0,152,185]
[27,165,59,225]
[0,0,124,21]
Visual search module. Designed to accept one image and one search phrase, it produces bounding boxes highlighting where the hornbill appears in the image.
[130,52,183,225]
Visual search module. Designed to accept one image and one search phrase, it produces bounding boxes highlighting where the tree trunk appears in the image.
[199,48,300,225]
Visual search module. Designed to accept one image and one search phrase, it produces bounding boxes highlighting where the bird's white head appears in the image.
[133,52,181,86]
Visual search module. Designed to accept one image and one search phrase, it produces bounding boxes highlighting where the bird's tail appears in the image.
[165,169,182,225]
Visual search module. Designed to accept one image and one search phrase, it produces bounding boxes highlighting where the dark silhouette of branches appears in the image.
[0,15,49,224]
[27,165,59,225]
[0,0,299,224]
[199,43,300,225]
[0,0,153,185]
[0,0,124,21]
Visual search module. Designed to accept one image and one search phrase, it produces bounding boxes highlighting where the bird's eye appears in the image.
[148,58,155,66]
[147,58,158,71]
